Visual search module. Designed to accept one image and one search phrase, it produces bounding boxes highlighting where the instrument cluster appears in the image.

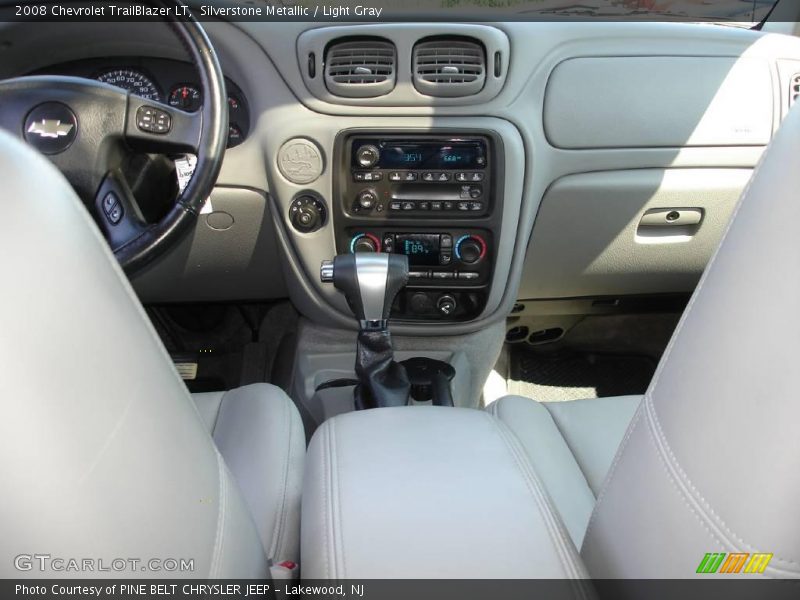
[34,57,250,148]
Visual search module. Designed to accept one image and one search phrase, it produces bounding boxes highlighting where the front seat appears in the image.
[489,100,800,578]
[0,129,304,578]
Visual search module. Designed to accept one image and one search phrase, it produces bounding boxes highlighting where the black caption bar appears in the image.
[0,0,781,23]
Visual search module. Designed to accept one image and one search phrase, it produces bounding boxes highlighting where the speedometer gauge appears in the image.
[96,69,161,102]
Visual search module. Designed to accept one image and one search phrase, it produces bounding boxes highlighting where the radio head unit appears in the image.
[341,135,493,218]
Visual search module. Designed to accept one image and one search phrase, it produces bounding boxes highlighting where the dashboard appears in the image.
[2,18,800,337]
[31,57,250,149]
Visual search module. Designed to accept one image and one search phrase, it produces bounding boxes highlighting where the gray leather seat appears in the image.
[0,129,304,578]
[487,100,800,577]
[487,395,640,548]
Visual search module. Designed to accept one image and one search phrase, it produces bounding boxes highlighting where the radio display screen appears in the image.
[353,140,486,170]
[395,234,441,266]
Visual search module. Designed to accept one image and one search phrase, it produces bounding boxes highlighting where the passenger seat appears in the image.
[487,395,640,547]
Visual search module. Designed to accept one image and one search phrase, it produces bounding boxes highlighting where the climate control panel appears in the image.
[338,229,492,321]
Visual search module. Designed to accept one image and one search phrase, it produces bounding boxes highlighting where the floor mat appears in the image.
[147,302,298,394]
[508,349,656,402]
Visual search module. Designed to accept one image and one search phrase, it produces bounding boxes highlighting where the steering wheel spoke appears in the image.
[124,95,202,154]
[93,171,149,251]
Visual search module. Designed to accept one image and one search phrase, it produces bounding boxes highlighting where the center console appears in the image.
[333,131,504,322]
[301,406,586,579]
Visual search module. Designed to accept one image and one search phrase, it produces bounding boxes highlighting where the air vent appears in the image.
[413,38,486,98]
[791,73,800,107]
[324,39,396,98]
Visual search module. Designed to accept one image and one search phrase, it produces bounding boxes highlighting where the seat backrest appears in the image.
[0,130,265,578]
[582,100,800,578]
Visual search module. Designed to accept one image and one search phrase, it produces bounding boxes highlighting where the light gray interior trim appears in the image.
[132,187,287,303]
[519,169,752,299]
[544,56,773,149]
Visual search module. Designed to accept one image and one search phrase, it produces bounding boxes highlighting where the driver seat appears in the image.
[0,130,304,578]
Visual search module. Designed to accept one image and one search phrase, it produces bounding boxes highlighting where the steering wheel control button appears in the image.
[289,194,327,233]
[23,102,77,155]
[278,138,324,185]
[136,106,171,134]
[102,192,123,225]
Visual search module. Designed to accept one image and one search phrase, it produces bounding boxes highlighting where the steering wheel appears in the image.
[0,5,227,274]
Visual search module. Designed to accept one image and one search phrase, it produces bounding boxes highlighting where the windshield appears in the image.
[377,0,780,26]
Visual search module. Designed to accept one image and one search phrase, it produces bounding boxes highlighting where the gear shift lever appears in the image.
[321,253,411,410]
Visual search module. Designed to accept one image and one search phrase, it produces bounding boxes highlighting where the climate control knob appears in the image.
[350,233,381,253]
[355,144,380,168]
[455,235,487,265]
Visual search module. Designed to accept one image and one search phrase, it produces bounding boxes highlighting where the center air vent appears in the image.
[324,39,396,98]
[413,38,486,98]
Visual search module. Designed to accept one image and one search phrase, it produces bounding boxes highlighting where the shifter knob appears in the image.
[320,253,409,330]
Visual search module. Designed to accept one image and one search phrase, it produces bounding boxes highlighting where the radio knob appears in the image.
[357,189,378,210]
[456,235,486,265]
[356,144,380,168]
[351,233,380,253]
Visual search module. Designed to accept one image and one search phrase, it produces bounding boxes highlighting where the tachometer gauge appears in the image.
[96,69,161,101]
[169,85,202,111]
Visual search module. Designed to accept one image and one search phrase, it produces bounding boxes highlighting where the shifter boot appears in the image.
[354,329,411,410]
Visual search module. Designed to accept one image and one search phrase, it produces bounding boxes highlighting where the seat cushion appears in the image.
[193,383,305,564]
[487,395,640,548]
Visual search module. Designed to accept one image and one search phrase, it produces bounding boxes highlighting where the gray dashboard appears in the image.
[2,19,800,334]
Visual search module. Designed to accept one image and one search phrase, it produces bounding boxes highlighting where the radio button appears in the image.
[390,202,402,211]
[418,201,430,211]
[457,202,470,211]
[389,172,403,181]
[422,172,435,182]
[431,201,442,211]
[437,173,451,182]
[409,271,429,279]
[404,172,418,182]
[402,202,415,211]
[469,187,482,199]
[432,271,455,280]
[443,201,455,211]
[456,172,468,182]
[458,272,480,280]
[470,172,484,182]
[469,202,484,211]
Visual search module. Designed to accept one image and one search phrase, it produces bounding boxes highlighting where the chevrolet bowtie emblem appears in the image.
[27,119,74,139]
